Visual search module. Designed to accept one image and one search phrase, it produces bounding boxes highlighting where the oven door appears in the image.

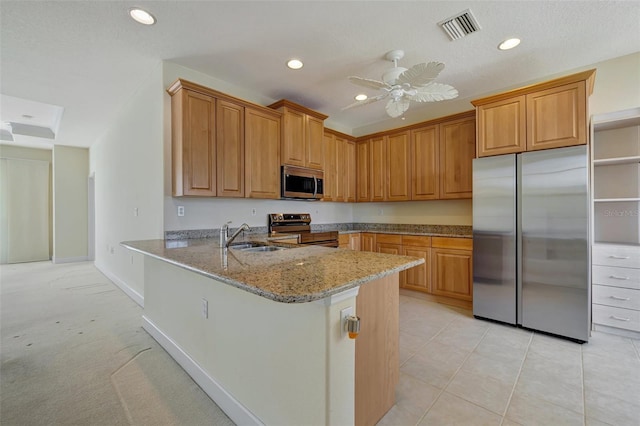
[282,166,324,199]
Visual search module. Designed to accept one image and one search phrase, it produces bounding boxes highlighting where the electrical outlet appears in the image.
[133,207,138,217]
[251,208,256,216]
[340,306,354,337]
[379,208,384,216]
[177,206,185,217]
[110,246,115,255]
[202,298,208,319]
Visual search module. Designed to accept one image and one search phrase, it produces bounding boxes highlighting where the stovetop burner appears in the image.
[268,213,339,247]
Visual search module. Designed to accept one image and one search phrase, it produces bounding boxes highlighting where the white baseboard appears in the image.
[94,262,144,307]
[593,323,640,340]
[53,256,89,264]
[142,316,263,426]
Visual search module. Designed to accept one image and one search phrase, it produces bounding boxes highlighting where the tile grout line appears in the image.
[413,322,492,425]
[498,330,534,426]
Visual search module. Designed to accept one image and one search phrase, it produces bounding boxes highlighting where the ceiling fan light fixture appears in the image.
[129,8,156,25]
[498,38,521,50]
[354,94,368,101]
[286,59,304,70]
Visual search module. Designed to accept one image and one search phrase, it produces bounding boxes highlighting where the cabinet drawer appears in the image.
[432,237,472,250]
[592,265,640,290]
[375,233,403,245]
[402,235,432,247]
[592,244,640,268]
[593,285,640,310]
[592,304,640,332]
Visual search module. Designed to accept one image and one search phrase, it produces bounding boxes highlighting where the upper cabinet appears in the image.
[355,111,475,202]
[323,129,356,203]
[167,79,282,199]
[473,69,595,158]
[268,100,328,170]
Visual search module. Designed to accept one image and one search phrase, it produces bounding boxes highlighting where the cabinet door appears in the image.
[401,246,430,292]
[476,96,526,157]
[361,233,376,252]
[370,136,386,202]
[440,117,475,199]
[356,141,370,202]
[306,116,324,170]
[245,107,281,199]
[411,125,439,200]
[216,99,244,197]
[323,132,336,201]
[386,131,410,201]
[334,137,346,201]
[376,243,402,256]
[173,89,216,196]
[281,108,305,167]
[346,141,357,202]
[431,248,473,301]
[338,233,350,249]
[349,234,361,251]
[526,82,587,151]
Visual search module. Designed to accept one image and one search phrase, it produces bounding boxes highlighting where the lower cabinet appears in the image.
[339,233,361,251]
[375,234,402,255]
[360,233,376,252]
[400,235,432,293]
[431,237,473,301]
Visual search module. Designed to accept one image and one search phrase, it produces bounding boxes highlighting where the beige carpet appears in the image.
[0,261,234,426]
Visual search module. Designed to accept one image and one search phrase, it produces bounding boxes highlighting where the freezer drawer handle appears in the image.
[609,295,631,301]
[608,255,630,260]
[609,315,631,322]
[609,275,630,280]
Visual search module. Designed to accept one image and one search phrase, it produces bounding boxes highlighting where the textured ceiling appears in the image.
[1,0,639,149]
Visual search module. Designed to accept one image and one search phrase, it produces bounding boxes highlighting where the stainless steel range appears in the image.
[268,213,339,248]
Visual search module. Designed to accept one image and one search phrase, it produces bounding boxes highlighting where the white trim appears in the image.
[53,256,89,264]
[142,316,264,426]
[315,286,360,306]
[95,262,144,307]
[593,323,640,340]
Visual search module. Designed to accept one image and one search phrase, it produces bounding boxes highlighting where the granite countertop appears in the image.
[122,238,423,304]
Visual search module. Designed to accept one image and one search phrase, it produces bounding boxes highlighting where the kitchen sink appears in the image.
[239,246,286,252]
[228,242,287,252]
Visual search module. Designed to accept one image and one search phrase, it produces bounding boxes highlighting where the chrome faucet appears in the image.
[220,221,250,248]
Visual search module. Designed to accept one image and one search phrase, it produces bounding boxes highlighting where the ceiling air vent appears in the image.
[438,9,481,41]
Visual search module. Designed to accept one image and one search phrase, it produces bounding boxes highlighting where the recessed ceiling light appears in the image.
[129,8,156,25]
[498,38,521,50]
[287,59,303,70]
[355,94,368,101]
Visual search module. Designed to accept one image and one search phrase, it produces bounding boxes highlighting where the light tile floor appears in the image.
[378,293,640,426]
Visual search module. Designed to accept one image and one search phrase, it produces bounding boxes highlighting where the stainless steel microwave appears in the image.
[281,165,324,200]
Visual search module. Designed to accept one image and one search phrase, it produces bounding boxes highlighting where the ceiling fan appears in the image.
[343,50,458,118]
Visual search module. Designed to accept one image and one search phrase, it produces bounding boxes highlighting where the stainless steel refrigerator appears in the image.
[472,145,590,342]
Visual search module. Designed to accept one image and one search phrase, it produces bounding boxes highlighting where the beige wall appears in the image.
[0,145,53,256]
[90,62,164,303]
[52,145,89,262]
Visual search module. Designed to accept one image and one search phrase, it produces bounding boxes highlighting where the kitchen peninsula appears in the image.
[122,238,423,426]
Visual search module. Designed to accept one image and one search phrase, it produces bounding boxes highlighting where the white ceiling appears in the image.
[1,1,639,149]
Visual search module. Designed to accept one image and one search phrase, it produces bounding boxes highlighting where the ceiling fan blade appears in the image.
[407,82,459,102]
[341,93,388,111]
[347,76,389,90]
[385,98,410,118]
[397,62,445,87]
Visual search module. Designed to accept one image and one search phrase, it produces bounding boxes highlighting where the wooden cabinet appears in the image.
[473,69,595,158]
[360,233,376,252]
[170,88,216,196]
[269,99,327,169]
[431,237,473,301]
[216,100,244,197]
[400,235,432,292]
[375,233,402,255]
[245,107,281,199]
[346,141,357,202]
[370,136,387,202]
[339,233,361,250]
[168,79,282,199]
[335,136,347,201]
[356,141,370,202]
[410,125,439,200]
[386,131,411,201]
[323,132,336,201]
[439,116,475,199]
